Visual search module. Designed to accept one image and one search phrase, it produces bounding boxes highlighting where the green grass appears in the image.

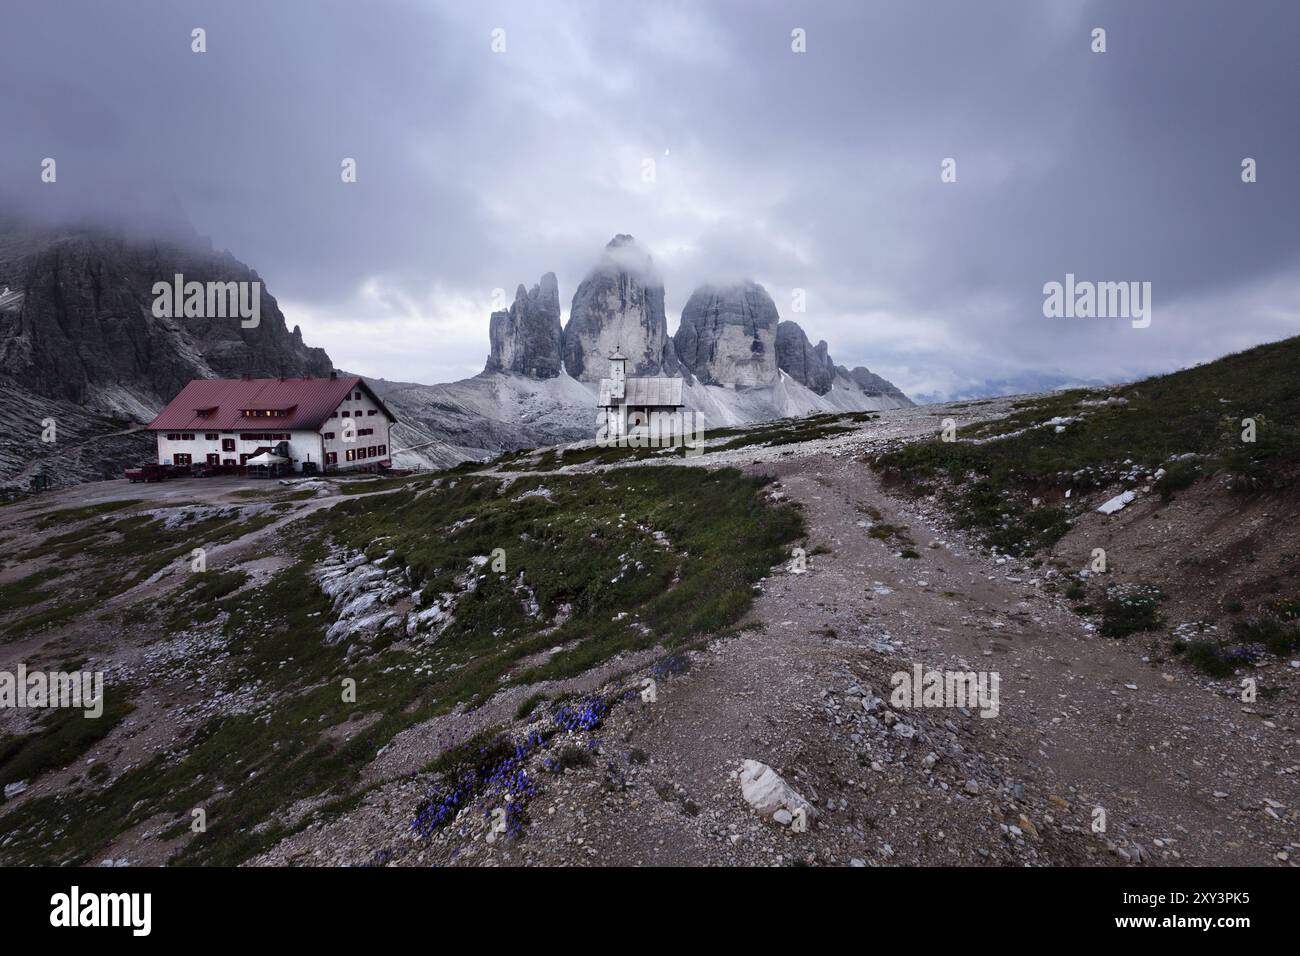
[0,566,70,616]
[19,509,280,606]
[1175,639,1239,678]
[511,412,876,472]
[1231,616,1300,656]
[547,744,593,772]
[35,499,142,528]
[514,692,549,720]
[335,474,434,495]
[0,688,135,792]
[0,598,98,643]
[872,335,1300,554]
[1158,459,1201,502]
[315,467,803,687]
[709,413,860,452]
[163,570,250,627]
[0,464,803,866]
[1100,584,1165,638]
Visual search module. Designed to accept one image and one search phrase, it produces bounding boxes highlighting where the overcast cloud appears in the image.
[2,0,1298,400]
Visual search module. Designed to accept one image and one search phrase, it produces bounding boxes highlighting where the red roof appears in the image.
[147,376,396,431]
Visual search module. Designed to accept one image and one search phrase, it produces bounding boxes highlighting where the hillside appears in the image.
[0,216,332,490]
[872,334,1300,678]
[373,367,912,472]
[0,221,911,488]
[0,336,1295,867]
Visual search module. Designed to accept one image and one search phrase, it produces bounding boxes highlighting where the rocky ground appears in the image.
[2,395,1296,867]
[254,400,1298,867]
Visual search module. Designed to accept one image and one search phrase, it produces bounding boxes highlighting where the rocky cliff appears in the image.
[673,281,778,387]
[561,235,681,382]
[839,365,914,406]
[0,216,914,488]
[484,273,563,379]
[775,320,836,394]
[0,217,332,416]
[0,216,333,489]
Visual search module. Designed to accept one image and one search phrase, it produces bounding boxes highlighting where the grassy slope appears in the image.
[873,335,1300,671]
[873,335,1300,555]
[0,466,803,865]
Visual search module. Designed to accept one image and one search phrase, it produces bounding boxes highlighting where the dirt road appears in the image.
[257,444,1297,866]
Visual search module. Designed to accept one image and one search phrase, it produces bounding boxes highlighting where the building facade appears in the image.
[147,374,397,473]
[596,350,686,440]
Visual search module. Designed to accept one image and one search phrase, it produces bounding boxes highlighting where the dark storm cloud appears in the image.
[2,0,1297,396]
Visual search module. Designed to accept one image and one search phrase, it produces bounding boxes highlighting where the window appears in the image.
[223,458,236,466]
[323,432,334,440]
[357,447,368,460]
[354,391,361,400]
[345,449,355,462]
[341,410,350,417]
[357,427,373,437]
[205,433,219,441]
[368,446,377,458]
[378,444,386,456]
[182,433,194,441]
[367,409,377,416]
[174,453,192,466]
[330,411,337,418]
[325,452,337,465]
[206,453,219,465]
[222,439,235,451]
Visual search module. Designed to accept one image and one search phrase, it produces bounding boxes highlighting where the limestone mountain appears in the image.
[838,364,914,406]
[0,215,332,488]
[0,216,332,417]
[775,319,836,395]
[484,273,563,379]
[560,235,682,382]
[0,216,913,488]
[673,281,779,387]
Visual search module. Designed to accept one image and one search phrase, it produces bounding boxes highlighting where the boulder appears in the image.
[738,759,816,822]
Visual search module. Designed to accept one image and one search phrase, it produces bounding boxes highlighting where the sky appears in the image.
[2,0,1298,401]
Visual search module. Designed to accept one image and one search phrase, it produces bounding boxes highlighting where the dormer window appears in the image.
[240,405,297,418]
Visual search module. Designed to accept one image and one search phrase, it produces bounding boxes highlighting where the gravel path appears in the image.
[256,432,1297,866]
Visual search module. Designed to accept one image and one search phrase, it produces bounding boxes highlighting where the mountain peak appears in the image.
[560,237,679,383]
[674,281,780,387]
[484,273,563,379]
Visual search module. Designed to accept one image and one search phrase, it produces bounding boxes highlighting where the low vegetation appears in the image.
[872,335,1300,554]
[0,464,802,865]
[1099,584,1164,638]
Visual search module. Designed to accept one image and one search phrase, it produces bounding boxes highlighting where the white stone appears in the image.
[1097,490,1137,515]
[738,759,815,822]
